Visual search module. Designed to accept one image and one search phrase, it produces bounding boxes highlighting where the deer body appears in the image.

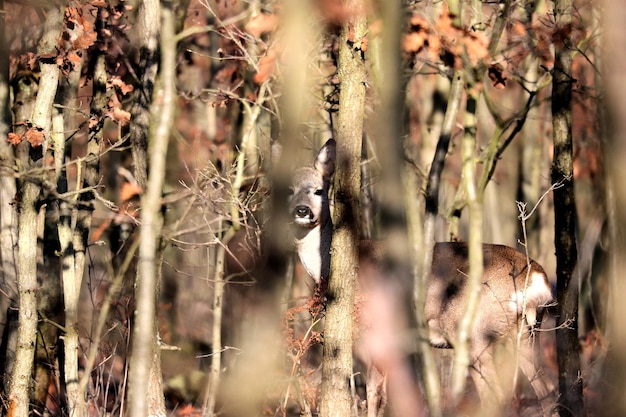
[288,139,555,414]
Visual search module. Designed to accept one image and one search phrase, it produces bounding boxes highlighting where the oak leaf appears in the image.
[25,127,45,147]
[7,132,23,146]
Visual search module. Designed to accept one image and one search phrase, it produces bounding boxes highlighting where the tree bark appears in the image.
[319,2,366,416]
[551,1,584,416]
[58,8,106,413]
[129,0,160,190]
[7,6,62,416]
[451,86,485,406]
[0,0,18,349]
[128,0,176,415]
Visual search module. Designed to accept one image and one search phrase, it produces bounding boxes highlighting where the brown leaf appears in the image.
[245,13,278,38]
[65,6,97,50]
[7,132,23,146]
[74,29,97,49]
[67,51,82,63]
[25,127,45,147]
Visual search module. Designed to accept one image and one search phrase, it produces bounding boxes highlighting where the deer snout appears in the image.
[294,205,313,219]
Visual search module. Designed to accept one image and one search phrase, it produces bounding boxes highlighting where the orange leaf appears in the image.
[7,132,23,146]
[67,51,82,63]
[25,127,45,147]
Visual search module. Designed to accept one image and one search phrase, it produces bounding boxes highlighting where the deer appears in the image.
[287,139,556,416]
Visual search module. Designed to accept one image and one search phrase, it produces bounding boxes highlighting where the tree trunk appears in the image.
[551,1,584,416]
[0,0,18,344]
[7,6,62,416]
[128,0,176,415]
[451,87,485,407]
[129,0,160,190]
[319,2,366,416]
[58,8,106,414]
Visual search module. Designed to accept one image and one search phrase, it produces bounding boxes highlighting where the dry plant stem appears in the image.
[8,6,62,416]
[128,1,175,415]
[283,316,321,413]
[231,82,268,227]
[319,2,366,416]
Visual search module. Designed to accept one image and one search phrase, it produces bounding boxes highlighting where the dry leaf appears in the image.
[25,127,45,147]
[65,6,97,50]
[7,132,23,146]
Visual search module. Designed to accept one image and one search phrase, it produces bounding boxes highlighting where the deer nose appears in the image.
[294,206,313,219]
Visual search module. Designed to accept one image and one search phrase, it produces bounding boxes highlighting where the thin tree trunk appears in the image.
[319,2,366,416]
[129,0,160,190]
[59,9,106,413]
[450,88,485,406]
[8,6,62,416]
[128,0,176,415]
[0,0,18,350]
[551,1,584,416]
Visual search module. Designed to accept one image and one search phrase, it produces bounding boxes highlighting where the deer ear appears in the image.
[315,139,336,179]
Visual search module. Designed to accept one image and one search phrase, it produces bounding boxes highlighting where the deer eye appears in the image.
[314,189,323,196]
[287,187,295,197]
